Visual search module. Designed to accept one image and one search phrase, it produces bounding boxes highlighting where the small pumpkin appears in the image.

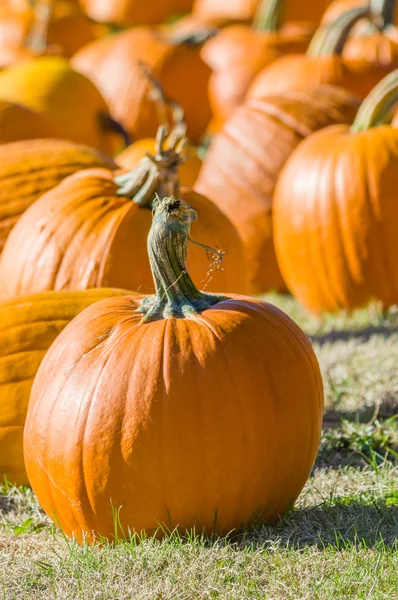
[322,0,398,26]
[0,56,129,153]
[273,70,398,314]
[0,138,116,254]
[247,6,398,101]
[193,0,335,26]
[71,27,212,144]
[201,0,314,129]
[0,287,131,487]
[23,195,323,540]
[0,100,60,144]
[0,127,248,298]
[196,85,360,293]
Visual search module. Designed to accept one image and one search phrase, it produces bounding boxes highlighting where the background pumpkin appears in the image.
[0,287,130,487]
[196,85,360,293]
[72,27,212,144]
[273,70,398,314]
[80,0,190,26]
[0,56,127,154]
[201,0,314,129]
[0,138,116,254]
[193,0,335,26]
[0,100,60,144]
[23,196,323,540]
[0,128,248,298]
[247,6,396,101]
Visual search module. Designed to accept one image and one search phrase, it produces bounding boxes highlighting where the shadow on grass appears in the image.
[234,495,398,551]
[309,325,398,346]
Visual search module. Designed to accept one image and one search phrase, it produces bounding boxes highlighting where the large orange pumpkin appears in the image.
[196,86,359,293]
[23,195,323,541]
[201,0,314,129]
[72,27,212,143]
[247,6,398,101]
[0,100,60,144]
[0,138,116,254]
[193,0,335,25]
[274,70,398,314]
[0,129,248,298]
[0,56,128,154]
[0,287,131,487]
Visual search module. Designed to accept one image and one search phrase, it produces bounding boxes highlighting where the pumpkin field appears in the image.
[0,0,398,598]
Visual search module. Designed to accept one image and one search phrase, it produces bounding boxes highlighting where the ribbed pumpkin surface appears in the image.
[0,139,116,253]
[0,288,130,486]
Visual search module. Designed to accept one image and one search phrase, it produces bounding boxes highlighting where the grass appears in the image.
[1,295,398,599]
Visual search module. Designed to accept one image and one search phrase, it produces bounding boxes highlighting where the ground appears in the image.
[1,295,397,599]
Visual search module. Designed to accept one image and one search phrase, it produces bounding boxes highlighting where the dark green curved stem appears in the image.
[307,6,370,57]
[170,28,219,46]
[139,197,223,322]
[253,0,285,32]
[99,113,132,148]
[351,69,398,132]
[370,0,396,29]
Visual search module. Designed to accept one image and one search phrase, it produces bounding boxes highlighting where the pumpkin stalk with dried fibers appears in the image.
[24,195,324,541]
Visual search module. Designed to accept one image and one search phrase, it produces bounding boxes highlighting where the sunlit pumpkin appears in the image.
[0,138,116,254]
[0,288,131,487]
[274,70,398,313]
[0,100,60,144]
[24,195,323,541]
[196,86,359,293]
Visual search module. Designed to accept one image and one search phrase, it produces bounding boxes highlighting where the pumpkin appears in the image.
[0,0,99,67]
[247,6,398,101]
[0,126,248,298]
[273,70,398,314]
[201,0,314,129]
[196,85,359,294]
[193,0,335,25]
[23,195,323,540]
[0,138,116,254]
[0,100,60,144]
[0,287,131,487]
[322,0,398,26]
[80,0,187,26]
[0,56,129,154]
[71,27,212,144]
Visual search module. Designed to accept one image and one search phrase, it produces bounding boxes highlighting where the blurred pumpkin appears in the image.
[193,0,335,25]
[0,100,60,144]
[274,70,398,314]
[80,0,193,26]
[322,0,398,26]
[0,0,99,68]
[71,27,212,144]
[201,0,315,129]
[0,126,248,298]
[196,86,360,293]
[0,56,129,153]
[23,196,323,541]
[0,138,116,254]
[0,287,131,487]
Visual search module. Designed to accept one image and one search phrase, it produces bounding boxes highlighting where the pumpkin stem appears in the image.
[307,6,370,57]
[99,113,132,148]
[351,69,398,132]
[139,196,223,322]
[370,0,396,29]
[25,0,52,54]
[253,0,285,32]
[170,28,219,46]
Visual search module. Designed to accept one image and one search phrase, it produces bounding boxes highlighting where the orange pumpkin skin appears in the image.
[274,124,398,314]
[0,288,131,487]
[201,22,313,128]
[0,3,30,68]
[0,139,116,254]
[24,266,323,538]
[80,0,184,26]
[0,56,116,154]
[117,139,202,188]
[343,27,398,69]
[196,86,359,293]
[193,0,334,25]
[322,1,398,26]
[0,100,60,144]
[72,28,212,143]
[0,169,249,298]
